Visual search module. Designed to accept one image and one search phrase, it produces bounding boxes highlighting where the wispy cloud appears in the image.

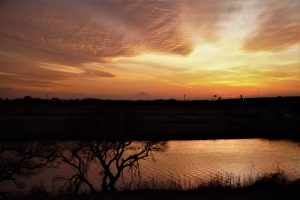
[0,0,240,65]
[0,0,299,98]
[243,0,300,51]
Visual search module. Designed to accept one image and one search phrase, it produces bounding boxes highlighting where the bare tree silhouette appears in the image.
[0,142,57,196]
[55,141,167,193]
[89,141,167,192]
[54,142,96,193]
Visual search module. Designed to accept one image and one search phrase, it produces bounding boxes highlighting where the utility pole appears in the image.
[183,94,186,101]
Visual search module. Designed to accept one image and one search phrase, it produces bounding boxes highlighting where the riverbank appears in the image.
[0,97,299,141]
[8,172,300,200]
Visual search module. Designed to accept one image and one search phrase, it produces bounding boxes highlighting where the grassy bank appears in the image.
[0,97,300,141]
[7,172,300,200]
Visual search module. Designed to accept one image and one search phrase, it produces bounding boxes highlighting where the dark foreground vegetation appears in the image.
[0,96,299,140]
[7,172,300,200]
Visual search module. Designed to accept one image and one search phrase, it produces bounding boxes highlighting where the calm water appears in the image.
[3,139,300,192]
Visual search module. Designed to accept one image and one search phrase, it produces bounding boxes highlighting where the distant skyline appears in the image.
[0,0,299,99]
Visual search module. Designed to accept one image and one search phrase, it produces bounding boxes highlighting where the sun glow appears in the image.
[0,0,299,99]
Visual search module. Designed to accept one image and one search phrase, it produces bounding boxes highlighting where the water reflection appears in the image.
[54,141,166,193]
[136,139,300,189]
[0,139,299,194]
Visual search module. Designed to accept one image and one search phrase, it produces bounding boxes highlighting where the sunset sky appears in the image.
[0,0,299,99]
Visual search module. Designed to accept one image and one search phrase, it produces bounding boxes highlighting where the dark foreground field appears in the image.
[0,96,299,140]
[8,172,300,200]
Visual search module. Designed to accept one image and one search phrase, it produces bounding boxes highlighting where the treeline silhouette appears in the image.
[1,96,300,105]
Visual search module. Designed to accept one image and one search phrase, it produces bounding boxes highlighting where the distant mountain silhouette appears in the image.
[131,91,153,100]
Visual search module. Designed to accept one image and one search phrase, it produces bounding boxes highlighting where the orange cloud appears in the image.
[0,0,298,98]
[243,0,300,51]
[0,0,191,65]
[0,0,240,65]
[0,54,115,90]
[0,0,241,94]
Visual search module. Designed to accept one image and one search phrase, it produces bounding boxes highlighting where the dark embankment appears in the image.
[8,172,300,200]
[0,96,299,140]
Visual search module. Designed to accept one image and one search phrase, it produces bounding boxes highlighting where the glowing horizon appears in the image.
[0,0,299,99]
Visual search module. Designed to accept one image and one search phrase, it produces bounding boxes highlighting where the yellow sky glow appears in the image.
[0,0,299,99]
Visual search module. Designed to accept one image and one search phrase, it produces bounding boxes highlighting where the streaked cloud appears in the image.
[0,0,299,98]
[0,0,240,64]
[243,0,300,51]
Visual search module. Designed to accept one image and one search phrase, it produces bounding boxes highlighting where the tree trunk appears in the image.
[108,179,117,192]
[101,174,108,193]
